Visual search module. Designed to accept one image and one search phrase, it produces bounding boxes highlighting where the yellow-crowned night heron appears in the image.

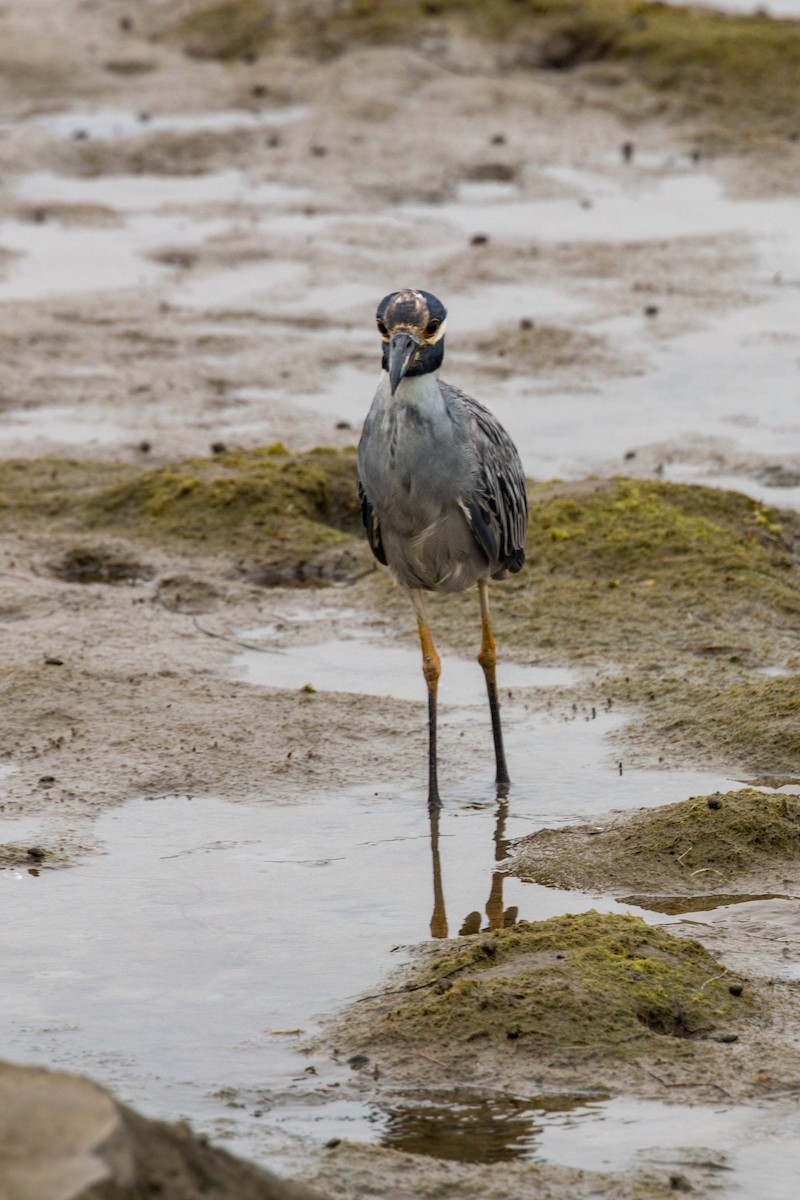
[358,288,528,810]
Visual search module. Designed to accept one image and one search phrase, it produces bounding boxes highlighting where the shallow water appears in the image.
[1,629,744,1174]
[25,106,309,141]
[377,1087,800,1197]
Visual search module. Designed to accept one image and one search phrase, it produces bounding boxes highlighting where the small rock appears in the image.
[644,304,660,317]
[348,1054,369,1070]
[621,140,635,163]
[44,656,63,666]
[707,797,722,810]
[729,983,744,997]
[210,442,227,455]
[470,233,489,246]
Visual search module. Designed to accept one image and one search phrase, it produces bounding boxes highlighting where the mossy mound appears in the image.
[509,789,800,898]
[0,448,366,586]
[441,477,800,665]
[616,672,800,780]
[472,477,799,777]
[169,0,800,142]
[361,913,745,1066]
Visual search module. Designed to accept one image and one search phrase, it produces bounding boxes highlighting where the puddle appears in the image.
[170,260,306,310]
[378,1089,609,1163]
[372,1087,800,1195]
[1,699,738,1170]
[0,404,130,450]
[26,106,308,141]
[13,169,310,212]
[0,212,228,300]
[233,630,575,702]
[537,1094,800,1197]
[403,170,800,249]
[506,286,800,498]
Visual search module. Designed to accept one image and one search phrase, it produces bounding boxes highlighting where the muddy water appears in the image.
[2,619,740,1172]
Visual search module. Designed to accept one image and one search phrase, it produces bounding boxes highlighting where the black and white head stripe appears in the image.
[376,289,448,341]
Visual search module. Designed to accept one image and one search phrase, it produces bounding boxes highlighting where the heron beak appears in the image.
[388,330,420,395]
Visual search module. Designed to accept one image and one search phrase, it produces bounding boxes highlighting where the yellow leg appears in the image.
[477,579,510,791]
[410,590,442,810]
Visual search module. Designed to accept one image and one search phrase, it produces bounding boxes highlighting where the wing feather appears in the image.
[443,383,528,575]
[357,477,387,566]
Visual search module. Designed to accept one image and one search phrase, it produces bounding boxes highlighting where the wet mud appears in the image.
[509,787,800,899]
[1,1,800,1198]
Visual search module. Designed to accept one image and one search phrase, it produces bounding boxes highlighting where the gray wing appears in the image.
[357,476,387,566]
[442,382,528,576]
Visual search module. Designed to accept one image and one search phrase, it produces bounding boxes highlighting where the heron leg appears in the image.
[477,579,510,792]
[410,590,442,811]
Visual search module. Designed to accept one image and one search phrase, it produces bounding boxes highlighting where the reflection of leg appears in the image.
[485,872,505,931]
[477,580,509,791]
[486,797,511,930]
[410,590,442,811]
[459,912,481,936]
[429,809,448,939]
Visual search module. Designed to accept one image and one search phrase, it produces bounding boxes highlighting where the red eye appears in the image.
[376,319,388,337]
[424,319,441,337]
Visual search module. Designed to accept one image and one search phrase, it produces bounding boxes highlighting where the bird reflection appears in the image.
[429,810,449,939]
[428,794,519,940]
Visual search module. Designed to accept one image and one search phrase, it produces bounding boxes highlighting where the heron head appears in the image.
[376,289,448,394]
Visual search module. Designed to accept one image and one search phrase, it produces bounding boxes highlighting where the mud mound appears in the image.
[508,789,800,899]
[0,448,367,586]
[331,913,748,1090]
[429,477,800,776]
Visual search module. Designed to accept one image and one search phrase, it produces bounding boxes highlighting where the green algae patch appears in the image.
[84,445,364,583]
[352,913,746,1068]
[0,449,366,586]
[509,789,800,898]
[617,671,800,780]
[450,478,800,668]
